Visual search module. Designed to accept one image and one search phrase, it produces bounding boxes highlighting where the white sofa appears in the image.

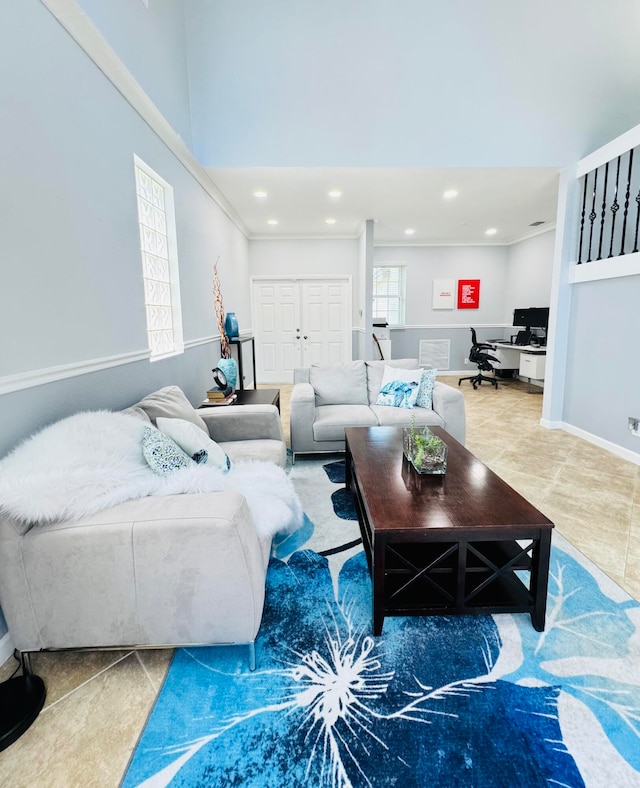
[290,359,466,461]
[0,386,289,669]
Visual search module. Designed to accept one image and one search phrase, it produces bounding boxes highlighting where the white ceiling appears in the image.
[207,167,560,245]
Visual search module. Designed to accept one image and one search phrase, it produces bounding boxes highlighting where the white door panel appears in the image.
[253,278,350,383]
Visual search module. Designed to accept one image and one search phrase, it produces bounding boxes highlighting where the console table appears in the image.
[225,335,257,390]
[200,388,280,413]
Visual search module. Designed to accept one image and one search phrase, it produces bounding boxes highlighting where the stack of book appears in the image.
[204,387,236,406]
[207,385,232,400]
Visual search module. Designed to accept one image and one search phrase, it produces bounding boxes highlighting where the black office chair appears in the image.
[458,328,500,389]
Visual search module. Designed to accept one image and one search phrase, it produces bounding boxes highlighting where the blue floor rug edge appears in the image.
[121,461,640,788]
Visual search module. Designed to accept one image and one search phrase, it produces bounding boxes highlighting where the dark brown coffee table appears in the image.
[345,426,553,635]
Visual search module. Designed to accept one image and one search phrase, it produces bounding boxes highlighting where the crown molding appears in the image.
[39,0,249,237]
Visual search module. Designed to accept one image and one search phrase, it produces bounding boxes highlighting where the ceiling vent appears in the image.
[529,221,545,227]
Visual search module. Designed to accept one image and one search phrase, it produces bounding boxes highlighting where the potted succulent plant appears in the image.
[403,418,448,474]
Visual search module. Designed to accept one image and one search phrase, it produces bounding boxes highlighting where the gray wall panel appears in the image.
[564,277,640,452]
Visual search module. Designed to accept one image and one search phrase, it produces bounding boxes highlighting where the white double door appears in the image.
[252,277,351,383]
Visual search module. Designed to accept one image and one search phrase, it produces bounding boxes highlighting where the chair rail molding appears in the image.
[0,350,150,396]
[0,337,221,397]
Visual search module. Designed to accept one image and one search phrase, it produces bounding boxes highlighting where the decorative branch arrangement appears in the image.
[212,257,230,359]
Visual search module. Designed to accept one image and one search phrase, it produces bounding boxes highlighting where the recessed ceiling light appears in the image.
[485,227,497,236]
[443,189,458,200]
[404,228,416,235]
[254,190,268,199]
[328,190,342,199]
[267,219,278,225]
[325,218,337,225]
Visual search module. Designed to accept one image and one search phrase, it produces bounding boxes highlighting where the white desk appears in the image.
[492,342,547,381]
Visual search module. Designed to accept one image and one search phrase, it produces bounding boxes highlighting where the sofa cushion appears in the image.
[371,405,445,429]
[313,404,377,442]
[310,362,368,406]
[415,368,437,410]
[376,366,422,408]
[157,417,231,471]
[130,386,208,434]
[365,358,420,404]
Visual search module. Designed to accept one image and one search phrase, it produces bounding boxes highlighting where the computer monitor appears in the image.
[513,307,549,331]
[513,308,531,328]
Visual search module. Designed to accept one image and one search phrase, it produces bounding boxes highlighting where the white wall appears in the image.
[373,244,512,366]
[564,276,640,453]
[378,245,510,326]
[1,1,250,382]
[249,238,359,277]
[0,1,250,642]
[249,238,359,322]
[74,0,193,147]
[248,235,556,367]
[184,0,640,168]
[504,230,555,321]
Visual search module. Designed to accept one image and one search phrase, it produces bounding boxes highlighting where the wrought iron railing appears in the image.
[577,144,640,263]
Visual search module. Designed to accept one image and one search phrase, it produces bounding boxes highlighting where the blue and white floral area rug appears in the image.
[122,459,640,787]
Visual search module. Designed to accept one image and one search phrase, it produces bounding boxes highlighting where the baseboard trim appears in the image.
[539,419,640,466]
[0,631,15,667]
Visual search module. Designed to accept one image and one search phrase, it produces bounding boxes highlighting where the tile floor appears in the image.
[1,376,638,786]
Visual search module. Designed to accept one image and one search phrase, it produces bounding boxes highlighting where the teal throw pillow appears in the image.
[415,368,437,409]
[142,427,195,476]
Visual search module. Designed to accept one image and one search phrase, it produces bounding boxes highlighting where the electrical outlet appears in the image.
[629,417,640,437]
[464,358,469,365]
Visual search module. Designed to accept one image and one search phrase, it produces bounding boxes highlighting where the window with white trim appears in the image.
[134,155,184,359]
[373,265,406,327]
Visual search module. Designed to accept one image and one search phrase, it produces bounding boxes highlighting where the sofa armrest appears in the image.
[0,492,269,651]
[432,381,466,444]
[199,404,285,444]
[290,382,316,456]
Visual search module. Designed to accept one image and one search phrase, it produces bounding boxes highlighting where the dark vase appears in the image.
[224,312,239,338]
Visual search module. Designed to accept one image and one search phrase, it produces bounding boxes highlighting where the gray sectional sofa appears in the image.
[290,359,466,461]
[0,386,289,669]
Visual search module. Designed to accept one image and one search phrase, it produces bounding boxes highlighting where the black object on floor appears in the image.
[322,460,346,484]
[0,674,46,751]
[330,488,358,521]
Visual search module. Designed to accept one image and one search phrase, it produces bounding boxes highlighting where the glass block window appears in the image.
[373,265,406,327]
[134,156,183,359]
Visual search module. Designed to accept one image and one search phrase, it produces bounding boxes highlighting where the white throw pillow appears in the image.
[375,366,422,409]
[156,417,231,471]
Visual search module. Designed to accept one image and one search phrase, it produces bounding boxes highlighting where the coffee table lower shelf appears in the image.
[363,533,550,635]
[383,539,539,618]
[348,443,551,636]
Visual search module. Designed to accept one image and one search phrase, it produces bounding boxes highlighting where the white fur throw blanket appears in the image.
[0,411,303,541]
